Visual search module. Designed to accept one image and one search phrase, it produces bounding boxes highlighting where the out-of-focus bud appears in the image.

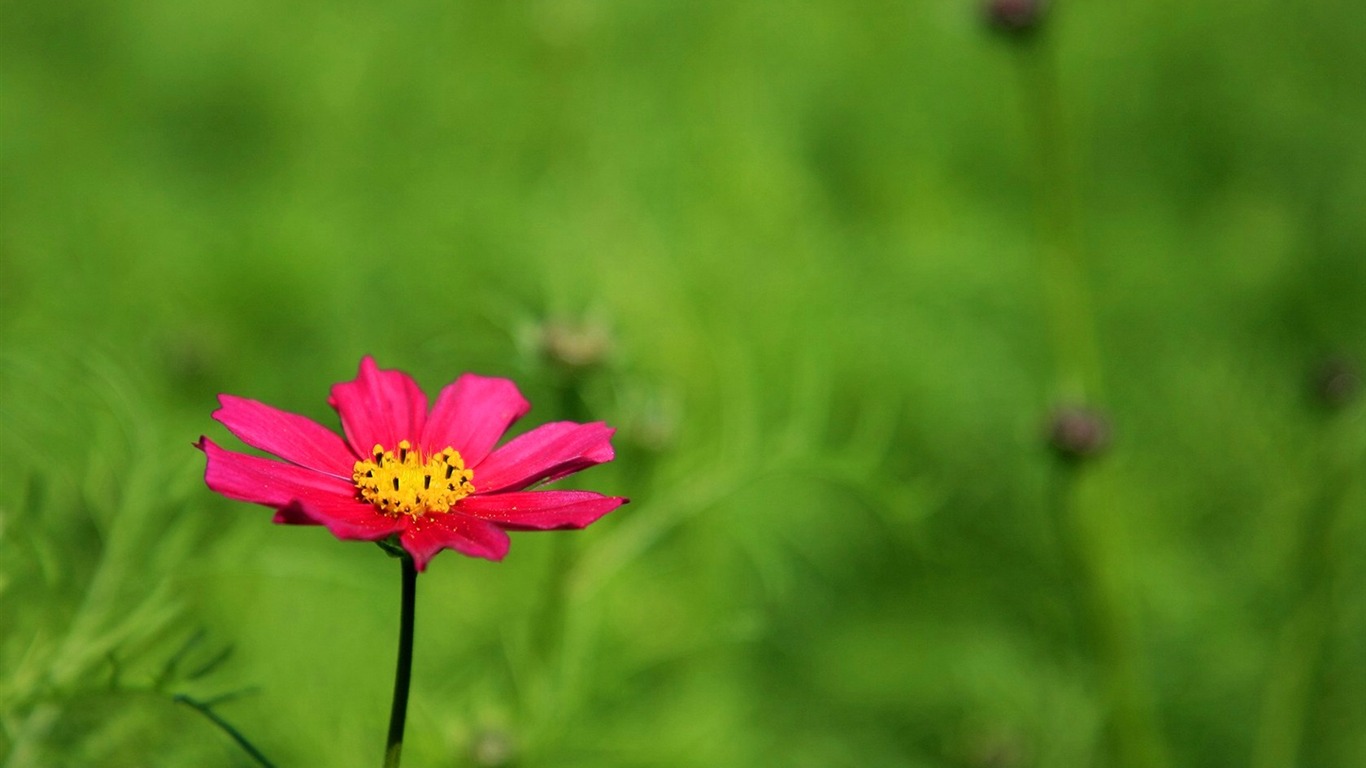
[469,728,517,767]
[1311,356,1360,411]
[622,388,680,454]
[536,317,613,375]
[1046,404,1110,462]
[984,0,1048,37]
[965,728,1029,768]
[162,329,224,396]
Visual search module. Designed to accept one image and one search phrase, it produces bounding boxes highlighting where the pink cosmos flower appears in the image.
[198,356,626,571]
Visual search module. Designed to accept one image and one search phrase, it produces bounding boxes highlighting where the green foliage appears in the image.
[3,1,1364,767]
[0,355,253,765]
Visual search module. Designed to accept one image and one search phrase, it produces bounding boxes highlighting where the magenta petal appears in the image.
[419,374,530,466]
[199,437,355,509]
[213,395,355,478]
[200,437,403,540]
[328,356,428,456]
[285,495,406,541]
[273,504,321,526]
[400,514,510,570]
[458,491,626,530]
[472,421,616,493]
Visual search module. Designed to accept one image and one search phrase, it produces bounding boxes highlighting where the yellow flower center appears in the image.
[352,440,474,518]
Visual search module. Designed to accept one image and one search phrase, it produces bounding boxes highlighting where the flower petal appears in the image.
[273,504,321,526]
[419,374,530,466]
[213,395,355,478]
[199,437,353,509]
[281,495,406,541]
[458,490,626,530]
[472,422,616,493]
[400,514,510,569]
[328,356,428,456]
[199,437,403,540]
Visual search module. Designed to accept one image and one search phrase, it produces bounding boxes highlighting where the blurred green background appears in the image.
[2,1,1364,766]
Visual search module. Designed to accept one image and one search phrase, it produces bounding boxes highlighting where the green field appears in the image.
[3,2,1364,766]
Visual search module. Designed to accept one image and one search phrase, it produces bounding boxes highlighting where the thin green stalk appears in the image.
[1042,465,1091,656]
[1012,31,1169,768]
[383,553,417,768]
[1018,39,1103,401]
[532,534,575,671]
[174,695,277,768]
[524,379,587,694]
[1066,467,1169,768]
[1253,591,1331,768]
[1253,412,1362,767]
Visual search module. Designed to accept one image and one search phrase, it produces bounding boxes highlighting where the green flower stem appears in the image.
[383,552,417,768]
[174,695,277,768]
[532,533,575,670]
[1254,590,1332,768]
[523,378,588,698]
[1017,37,1103,401]
[1013,34,1169,768]
[1062,467,1169,768]
[1254,416,1363,767]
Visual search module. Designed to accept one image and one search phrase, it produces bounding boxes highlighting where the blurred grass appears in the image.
[2,1,1365,766]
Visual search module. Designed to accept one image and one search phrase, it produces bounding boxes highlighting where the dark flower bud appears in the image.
[984,0,1048,37]
[1311,356,1360,411]
[1046,404,1111,462]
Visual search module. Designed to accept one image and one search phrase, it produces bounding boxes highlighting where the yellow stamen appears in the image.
[352,440,474,518]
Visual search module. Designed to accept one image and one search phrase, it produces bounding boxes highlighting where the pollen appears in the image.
[352,440,474,518]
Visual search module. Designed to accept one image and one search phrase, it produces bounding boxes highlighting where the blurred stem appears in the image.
[383,553,417,768]
[1253,415,1362,768]
[174,695,277,768]
[1063,467,1169,768]
[1013,34,1168,768]
[532,535,575,674]
[556,378,589,425]
[525,379,587,691]
[1254,592,1331,768]
[1018,38,1103,401]
[1,705,58,768]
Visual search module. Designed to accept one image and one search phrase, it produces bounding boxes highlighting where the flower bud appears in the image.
[469,728,517,767]
[967,729,1029,768]
[984,0,1048,37]
[1046,404,1110,462]
[536,318,613,374]
[1311,356,1360,411]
